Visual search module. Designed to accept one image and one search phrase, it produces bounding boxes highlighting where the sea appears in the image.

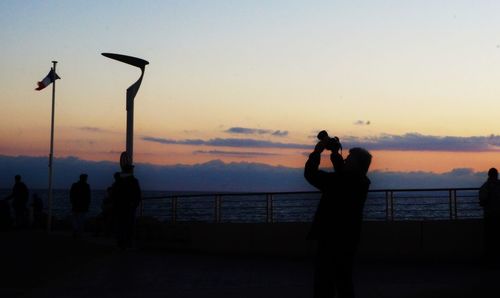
[0,188,483,223]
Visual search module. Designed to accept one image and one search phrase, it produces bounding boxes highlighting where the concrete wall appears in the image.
[136,219,484,259]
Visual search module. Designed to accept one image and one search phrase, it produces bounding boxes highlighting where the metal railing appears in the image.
[139,188,483,223]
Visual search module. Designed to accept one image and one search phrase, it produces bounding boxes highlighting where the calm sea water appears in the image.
[0,189,483,222]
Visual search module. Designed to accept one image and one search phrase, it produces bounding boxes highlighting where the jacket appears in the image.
[304,151,370,246]
[70,181,91,212]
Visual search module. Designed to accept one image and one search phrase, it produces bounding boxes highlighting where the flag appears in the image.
[35,68,60,91]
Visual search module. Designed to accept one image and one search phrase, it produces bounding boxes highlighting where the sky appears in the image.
[2,0,500,179]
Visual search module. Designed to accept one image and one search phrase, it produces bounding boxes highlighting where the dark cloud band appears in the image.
[193,150,280,157]
[78,126,111,133]
[345,133,500,152]
[143,133,500,152]
[0,155,488,191]
[142,136,309,149]
[225,127,289,137]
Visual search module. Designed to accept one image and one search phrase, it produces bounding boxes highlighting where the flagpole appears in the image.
[47,61,57,233]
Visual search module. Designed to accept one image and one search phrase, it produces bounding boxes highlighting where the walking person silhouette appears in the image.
[479,167,500,265]
[4,175,29,228]
[70,174,91,238]
[305,131,372,298]
[111,161,142,250]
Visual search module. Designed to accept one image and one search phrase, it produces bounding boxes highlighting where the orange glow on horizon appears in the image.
[2,136,498,174]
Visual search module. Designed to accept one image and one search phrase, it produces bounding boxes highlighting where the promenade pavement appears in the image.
[1,230,498,298]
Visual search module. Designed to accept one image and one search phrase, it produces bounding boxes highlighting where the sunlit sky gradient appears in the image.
[2,1,500,173]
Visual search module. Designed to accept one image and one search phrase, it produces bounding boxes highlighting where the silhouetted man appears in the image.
[479,167,500,264]
[70,174,91,238]
[305,140,371,298]
[5,175,29,228]
[112,164,141,249]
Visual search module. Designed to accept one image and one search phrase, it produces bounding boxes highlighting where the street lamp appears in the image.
[102,53,149,170]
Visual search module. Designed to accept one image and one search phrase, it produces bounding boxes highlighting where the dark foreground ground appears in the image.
[1,230,499,298]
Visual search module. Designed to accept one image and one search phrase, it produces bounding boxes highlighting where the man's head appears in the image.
[344,147,372,175]
[79,173,88,182]
[14,175,21,182]
[488,168,498,180]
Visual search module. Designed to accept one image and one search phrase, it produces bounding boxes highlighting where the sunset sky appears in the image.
[2,1,500,173]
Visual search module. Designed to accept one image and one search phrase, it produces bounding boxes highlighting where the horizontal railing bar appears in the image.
[393,195,453,198]
[142,187,480,201]
[143,191,319,200]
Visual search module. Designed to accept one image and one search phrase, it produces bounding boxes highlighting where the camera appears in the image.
[317,130,342,152]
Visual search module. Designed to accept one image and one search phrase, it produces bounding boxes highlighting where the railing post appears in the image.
[214,195,221,223]
[390,191,394,221]
[171,196,177,223]
[449,190,453,220]
[385,190,394,221]
[385,191,390,221]
[219,195,222,223]
[447,189,458,220]
[453,189,458,220]
[266,194,274,223]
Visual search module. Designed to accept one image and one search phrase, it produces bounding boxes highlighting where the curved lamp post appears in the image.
[102,53,149,170]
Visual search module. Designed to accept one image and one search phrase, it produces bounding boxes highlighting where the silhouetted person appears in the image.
[112,165,141,249]
[31,193,44,229]
[99,172,121,236]
[95,186,114,237]
[70,174,91,238]
[305,135,371,298]
[479,167,500,264]
[4,175,29,228]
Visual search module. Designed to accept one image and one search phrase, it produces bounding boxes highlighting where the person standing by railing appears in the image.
[305,131,371,298]
[479,167,500,265]
[70,174,91,238]
[112,164,142,250]
[4,175,29,228]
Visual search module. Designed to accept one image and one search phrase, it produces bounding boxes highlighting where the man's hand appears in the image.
[314,141,325,154]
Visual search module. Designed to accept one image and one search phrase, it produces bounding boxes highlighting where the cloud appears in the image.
[272,130,289,137]
[225,127,270,135]
[144,133,500,152]
[369,168,484,189]
[0,155,119,190]
[78,127,113,133]
[142,136,309,149]
[344,133,500,152]
[63,139,97,146]
[0,155,307,192]
[0,155,487,192]
[354,120,371,126]
[141,136,205,146]
[225,127,289,137]
[193,150,280,157]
